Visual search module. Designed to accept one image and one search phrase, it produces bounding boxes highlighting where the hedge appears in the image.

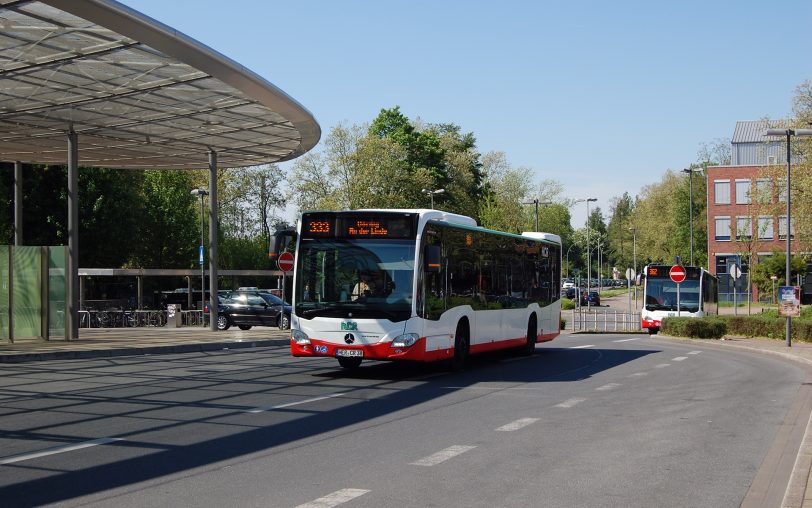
[660,317,727,339]
[720,315,812,342]
[561,299,575,310]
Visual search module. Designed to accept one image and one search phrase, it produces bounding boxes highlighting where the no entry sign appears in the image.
[277,251,294,272]
[669,265,686,283]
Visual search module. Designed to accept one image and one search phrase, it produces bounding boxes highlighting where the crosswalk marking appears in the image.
[688,351,702,355]
[570,344,594,349]
[672,356,688,362]
[596,383,621,391]
[613,338,640,343]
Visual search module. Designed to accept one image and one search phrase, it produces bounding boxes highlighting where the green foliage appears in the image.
[560,316,567,330]
[750,249,808,292]
[127,170,199,268]
[561,298,575,310]
[720,314,812,342]
[660,317,727,339]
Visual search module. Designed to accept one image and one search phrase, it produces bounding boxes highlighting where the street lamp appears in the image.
[682,167,704,266]
[565,243,578,279]
[629,226,637,309]
[765,127,812,347]
[422,188,445,209]
[522,199,552,231]
[584,198,597,308]
[191,187,209,324]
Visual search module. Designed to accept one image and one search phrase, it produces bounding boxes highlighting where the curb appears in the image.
[0,338,290,363]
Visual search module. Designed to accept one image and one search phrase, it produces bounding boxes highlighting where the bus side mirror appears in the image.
[424,245,441,273]
[269,229,297,259]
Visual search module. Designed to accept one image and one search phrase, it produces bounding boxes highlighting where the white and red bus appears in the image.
[270,209,562,369]
[640,264,719,335]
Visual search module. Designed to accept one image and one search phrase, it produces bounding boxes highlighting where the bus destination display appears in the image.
[647,265,700,279]
[302,213,415,239]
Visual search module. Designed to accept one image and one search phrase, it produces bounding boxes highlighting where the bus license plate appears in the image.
[336,349,363,358]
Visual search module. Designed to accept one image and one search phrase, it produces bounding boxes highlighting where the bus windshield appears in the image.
[294,238,415,321]
[645,278,700,313]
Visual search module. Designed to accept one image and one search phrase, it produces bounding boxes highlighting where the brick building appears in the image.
[706,120,801,303]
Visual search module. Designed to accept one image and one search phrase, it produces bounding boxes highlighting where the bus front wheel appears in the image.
[522,314,537,356]
[648,327,658,336]
[451,320,470,371]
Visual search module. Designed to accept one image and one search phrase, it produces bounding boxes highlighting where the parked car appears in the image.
[579,290,601,307]
[564,287,577,299]
[216,291,291,331]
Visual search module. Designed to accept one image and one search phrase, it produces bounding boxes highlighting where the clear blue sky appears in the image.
[124,0,812,227]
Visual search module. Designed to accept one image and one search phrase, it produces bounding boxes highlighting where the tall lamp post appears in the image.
[422,188,445,209]
[584,198,597,308]
[682,167,704,266]
[629,226,637,309]
[565,243,578,279]
[522,199,552,231]
[765,127,812,347]
[191,188,209,324]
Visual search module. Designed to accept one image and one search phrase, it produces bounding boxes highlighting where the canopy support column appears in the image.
[14,161,22,245]
[67,129,79,340]
[208,149,219,331]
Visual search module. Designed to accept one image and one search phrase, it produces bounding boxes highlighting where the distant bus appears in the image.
[641,264,718,335]
[271,209,562,369]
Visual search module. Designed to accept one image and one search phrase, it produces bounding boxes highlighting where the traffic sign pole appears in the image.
[669,265,686,318]
[277,251,295,307]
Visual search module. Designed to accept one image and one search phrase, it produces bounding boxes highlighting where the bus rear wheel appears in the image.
[648,327,658,335]
[337,357,362,369]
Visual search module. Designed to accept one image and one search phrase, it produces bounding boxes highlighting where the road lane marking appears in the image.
[570,344,595,349]
[246,393,348,413]
[629,372,648,377]
[555,397,586,408]
[496,418,539,432]
[655,363,670,368]
[596,383,621,391]
[688,351,702,355]
[295,488,370,508]
[672,357,688,362]
[410,445,476,466]
[0,438,123,465]
[613,338,640,343]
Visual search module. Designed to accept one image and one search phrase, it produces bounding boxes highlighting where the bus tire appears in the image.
[338,356,362,369]
[522,314,537,356]
[648,327,658,336]
[451,319,470,371]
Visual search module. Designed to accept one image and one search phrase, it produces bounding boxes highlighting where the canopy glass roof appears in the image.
[0,0,321,168]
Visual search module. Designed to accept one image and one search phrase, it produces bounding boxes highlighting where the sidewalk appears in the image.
[0,326,290,363]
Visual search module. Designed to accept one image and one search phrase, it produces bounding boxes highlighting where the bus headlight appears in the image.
[391,333,418,348]
[291,329,310,345]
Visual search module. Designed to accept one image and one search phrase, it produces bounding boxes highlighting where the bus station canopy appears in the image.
[0,0,321,168]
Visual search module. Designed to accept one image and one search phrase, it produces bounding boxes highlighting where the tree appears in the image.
[606,192,635,270]
[128,170,198,269]
[478,152,531,232]
[750,249,807,295]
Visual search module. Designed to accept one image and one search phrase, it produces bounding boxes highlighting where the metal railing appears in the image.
[571,308,643,333]
[79,309,168,328]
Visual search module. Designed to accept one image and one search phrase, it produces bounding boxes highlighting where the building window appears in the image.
[715,216,731,241]
[778,216,794,240]
[758,216,774,240]
[735,179,751,204]
[714,180,730,204]
[778,179,787,203]
[736,217,752,240]
[755,179,771,204]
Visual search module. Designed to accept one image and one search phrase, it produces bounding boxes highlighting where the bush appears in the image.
[560,317,567,330]
[661,317,727,339]
[720,315,812,342]
[561,299,575,310]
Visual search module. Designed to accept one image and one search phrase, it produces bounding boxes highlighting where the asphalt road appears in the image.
[0,334,806,507]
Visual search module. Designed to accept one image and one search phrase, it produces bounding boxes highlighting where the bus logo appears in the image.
[341,321,357,331]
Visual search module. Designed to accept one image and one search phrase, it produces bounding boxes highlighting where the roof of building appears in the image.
[732,119,788,144]
[0,0,321,169]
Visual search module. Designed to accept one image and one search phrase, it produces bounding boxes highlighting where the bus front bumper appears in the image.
[291,337,442,362]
